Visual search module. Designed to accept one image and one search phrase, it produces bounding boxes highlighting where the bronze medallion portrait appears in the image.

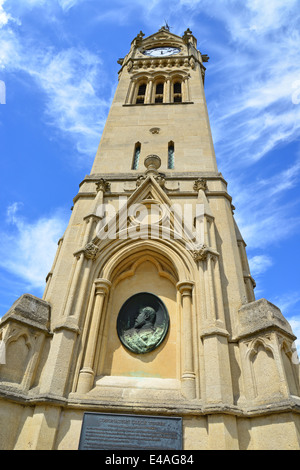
[116,292,169,354]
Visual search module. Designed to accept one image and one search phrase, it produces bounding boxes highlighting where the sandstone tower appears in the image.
[0,27,300,450]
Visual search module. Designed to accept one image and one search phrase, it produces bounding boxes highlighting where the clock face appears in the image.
[143,47,180,57]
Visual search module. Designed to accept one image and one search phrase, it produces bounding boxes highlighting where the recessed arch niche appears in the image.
[95,252,179,382]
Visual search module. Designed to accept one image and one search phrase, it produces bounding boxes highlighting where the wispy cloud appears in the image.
[0,0,112,160]
[0,0,11,27]
[233,158,300,249]
[26,47,111,158]
[248,255,273,277]
[274,292,300,316]
[57,0,86,11]
[0,203,68,291]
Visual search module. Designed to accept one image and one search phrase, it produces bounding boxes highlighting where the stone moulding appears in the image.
[0,382,299,420]
[123,55,203,73]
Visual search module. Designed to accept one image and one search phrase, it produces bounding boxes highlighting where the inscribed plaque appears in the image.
[78,412,182,450]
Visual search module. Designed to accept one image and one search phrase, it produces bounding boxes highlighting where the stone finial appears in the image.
[144,155,161,175]
[134,31,145,47]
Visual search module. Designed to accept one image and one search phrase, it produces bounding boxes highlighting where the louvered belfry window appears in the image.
[173,82,182,102]
[136,84,146,104]
[155,82,164,103]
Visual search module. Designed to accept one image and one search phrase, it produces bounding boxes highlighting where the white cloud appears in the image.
[244,0,298,36]
[6,201,23,223]
[26,47,111,158]
[0,203,68,290]
[2,0,85,14]
[272,292,300,317]
[0,25,111,157]
[57,0,85,11]
[0,1,11,28]
[233,157,300,250]
[248,255,273,277]
[0,0,112,160]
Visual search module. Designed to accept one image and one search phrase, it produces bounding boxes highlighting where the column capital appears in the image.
[94,278,112,296]
[177,280,195,296]
[96,178,111,193]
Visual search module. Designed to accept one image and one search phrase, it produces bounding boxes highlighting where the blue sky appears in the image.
[0,0,300,349]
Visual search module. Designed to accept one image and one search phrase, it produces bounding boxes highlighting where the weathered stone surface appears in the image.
[0,294,50,331]
[238,298,295,339]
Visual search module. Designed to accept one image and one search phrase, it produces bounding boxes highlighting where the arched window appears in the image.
[173,82,182,103]
[155,82,164,103]
[136,83,147,104]
[168,142,175,169]
[132,142,141,169]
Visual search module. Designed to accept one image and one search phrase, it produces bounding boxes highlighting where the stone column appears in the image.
[165,78,171,103]
[77,278,111,394]
[145,78,154,104]
[61,252,86,318]
[182,77,188,102]
[177,280,196,399]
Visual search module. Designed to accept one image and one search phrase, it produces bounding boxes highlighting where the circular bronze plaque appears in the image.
[116,292,169,354]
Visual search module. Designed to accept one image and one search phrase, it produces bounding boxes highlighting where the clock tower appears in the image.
[0,27,300,451]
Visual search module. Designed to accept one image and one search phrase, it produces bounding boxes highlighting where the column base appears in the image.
[76,367,95,394]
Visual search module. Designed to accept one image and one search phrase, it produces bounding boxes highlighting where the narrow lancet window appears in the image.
[173,82,182,102]
[132,142,141,169]
[168,142,175,169]
[136,84,147,104]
